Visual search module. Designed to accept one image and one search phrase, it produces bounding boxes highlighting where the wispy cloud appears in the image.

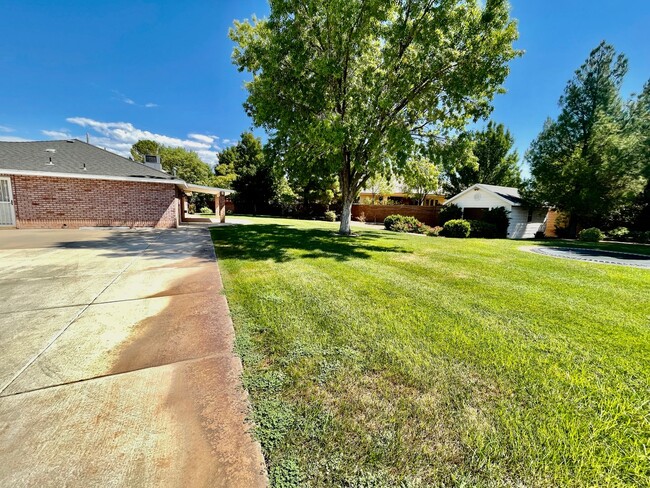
[0,136,31,142]
[64,117,223,164]
[188,133,215,144]
[41,129,72,139]
[112,90,158,109]
[0,125,14,133]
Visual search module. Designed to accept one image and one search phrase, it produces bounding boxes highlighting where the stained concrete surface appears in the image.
[0,227,267,487]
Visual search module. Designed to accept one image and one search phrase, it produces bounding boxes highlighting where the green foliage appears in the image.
[402,155,440,205]
[130,139,161,162]
[269,459,304,488]
[578,227,604,242]
[384,215,425,234]
[230,132,278,214]
[608,227,630,239]
[199,206,212,214]
[443,121,522,195]
[324,210,337,222]
[631,230,650,243]
[230,0,520,233]
[483,206,511,238]
[364,174,393,205]
[468,220,499,238]
[159,145,213,185]
[439,204,463,225]
[523,42,648,236]
[214,145,239,189]
[443,219,471,238]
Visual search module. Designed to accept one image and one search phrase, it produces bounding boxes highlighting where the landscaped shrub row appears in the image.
[384,214,428,234]
[385,214,506,239]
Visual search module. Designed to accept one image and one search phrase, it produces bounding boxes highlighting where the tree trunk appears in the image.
[338,153,354,235]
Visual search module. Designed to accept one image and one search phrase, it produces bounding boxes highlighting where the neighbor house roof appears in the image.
[445,183,525,206]
[0,139,177,182]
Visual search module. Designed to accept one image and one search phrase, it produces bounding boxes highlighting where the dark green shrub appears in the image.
[483,206,511,237]
[439,204,462,225]
[578,227,604,242]
[324,210,337,222]
[443,219,471,238]
[384,214,425,233]
[630,230,650,243]
[468,220,499,238]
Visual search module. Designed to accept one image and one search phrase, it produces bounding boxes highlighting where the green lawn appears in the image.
[210,217,650,487]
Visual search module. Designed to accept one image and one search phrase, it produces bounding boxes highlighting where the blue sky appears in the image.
[1,0,648,169]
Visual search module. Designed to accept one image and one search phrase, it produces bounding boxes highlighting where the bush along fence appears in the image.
[352,203,440,226]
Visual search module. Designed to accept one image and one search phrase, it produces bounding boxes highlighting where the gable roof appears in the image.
[0,139,176,181]
[445,183,525,207]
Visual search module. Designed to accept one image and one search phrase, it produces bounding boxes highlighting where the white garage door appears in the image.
[0,177,16,226]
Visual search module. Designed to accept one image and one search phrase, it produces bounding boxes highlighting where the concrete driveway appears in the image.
[0,228,266,487]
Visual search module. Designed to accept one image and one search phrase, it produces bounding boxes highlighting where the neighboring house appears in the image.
[0,139,231,229]
[358,180,445,207]
[445,184,548,239]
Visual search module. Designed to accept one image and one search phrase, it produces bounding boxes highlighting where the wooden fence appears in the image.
[352,204,440,226]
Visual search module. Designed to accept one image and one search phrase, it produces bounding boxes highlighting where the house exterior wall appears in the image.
[508,207,546,239]
[4,174,179,229]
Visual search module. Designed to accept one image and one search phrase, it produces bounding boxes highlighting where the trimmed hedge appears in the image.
[443,219,471,238]
[578,227,604,242]
[324,210,337,222]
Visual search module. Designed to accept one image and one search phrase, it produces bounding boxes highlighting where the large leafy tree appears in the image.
[214,146,239,189]
[230,132,278,214]
[230,0,520,234]
[130,140,214,185]
[402,155,440,205]
[443,121,521,195]
[130,139,161,162]
[523,42,647,236]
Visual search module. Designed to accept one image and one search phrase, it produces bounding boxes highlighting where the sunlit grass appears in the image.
[211,217,650,487]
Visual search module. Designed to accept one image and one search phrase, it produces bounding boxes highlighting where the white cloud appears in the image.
[0,135,31,142]
[112,90,157,109]
[188,133,215,144]
[42,129,72,139]
[0,125,14,133]
[65,117,222,164]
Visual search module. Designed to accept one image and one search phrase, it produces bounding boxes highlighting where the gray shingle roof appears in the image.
[478,184,524,205]
[0,139,175,181]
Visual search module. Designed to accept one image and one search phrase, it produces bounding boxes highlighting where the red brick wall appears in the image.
[5,174,179,229]
[352,204,440,226]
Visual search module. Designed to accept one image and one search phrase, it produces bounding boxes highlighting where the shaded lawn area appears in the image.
[210,217,650,487]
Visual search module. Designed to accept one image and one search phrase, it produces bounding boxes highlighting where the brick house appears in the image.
[0,139,230,229]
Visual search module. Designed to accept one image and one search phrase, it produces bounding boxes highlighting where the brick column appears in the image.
[219,191,226,223]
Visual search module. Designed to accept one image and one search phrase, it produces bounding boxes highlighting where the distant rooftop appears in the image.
[0,139,175,180]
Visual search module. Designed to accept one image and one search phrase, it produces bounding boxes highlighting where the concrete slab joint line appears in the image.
[0,227,267,487]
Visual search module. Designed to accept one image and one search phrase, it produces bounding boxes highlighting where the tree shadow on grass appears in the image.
[210,224,411,263]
